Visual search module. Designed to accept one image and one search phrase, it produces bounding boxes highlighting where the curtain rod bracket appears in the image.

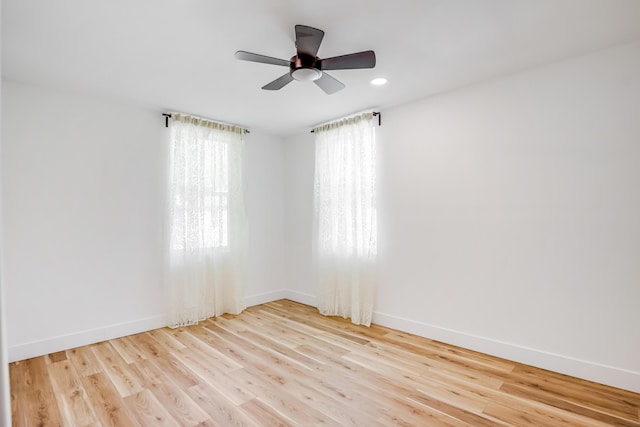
[162,113,172,128]
[373,112,381,126]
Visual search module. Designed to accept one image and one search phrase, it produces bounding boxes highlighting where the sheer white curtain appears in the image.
[167,113,247,327]
[314,113,377,326]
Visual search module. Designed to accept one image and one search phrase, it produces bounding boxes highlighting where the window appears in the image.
[170,138,229,250]
[168,114,244,252]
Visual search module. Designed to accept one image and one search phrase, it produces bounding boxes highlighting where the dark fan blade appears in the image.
[321,50,376,70]
[262,73,294,90]
[295,25,324,57]
[235,51,290,67]
[314,72,345,95]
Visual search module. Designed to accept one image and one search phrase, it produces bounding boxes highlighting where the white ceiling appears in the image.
[3,0,640,136]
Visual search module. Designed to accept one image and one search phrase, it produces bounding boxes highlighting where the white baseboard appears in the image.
[8,314,167,363]
[244,289,289,308]
[372,310,640,394]
[283,290,318,307]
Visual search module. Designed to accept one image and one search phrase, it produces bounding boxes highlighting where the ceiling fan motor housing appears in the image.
[290,54,322,81]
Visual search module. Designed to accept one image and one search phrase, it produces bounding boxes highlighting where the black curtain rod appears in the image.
[162,113,250,133]
[310,112,381,133]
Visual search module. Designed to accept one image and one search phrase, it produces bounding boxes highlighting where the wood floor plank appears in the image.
[67,346,104,377]
[169,327,243,371]
[9,299,640,426]
[240,398,295,427]
[170,346,256,406]
[186,383,260,427]
[21,390,66,427]
[123,389,180,426]
[409,392,511,426]
[91,341,144,398]
[48,351,68,364]
[9,361,32,427]
[236,328,325,371]
[147,328,187,352]
[109,335,148,364]
[222,332,385,426]
[17,358,65,427]
[81,372,141,427]
[367,339,506,389]
[126,331,168,359]
[499,382,640,427]
[229,367,338,425]
[508,364,640,420]
[130,358,211,427]
[150,353,201,390]
[482,400,611,427]
[377,399,471,427]
[47,360,98,426]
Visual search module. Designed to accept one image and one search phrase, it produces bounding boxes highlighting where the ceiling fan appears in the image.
[235,25,376,95]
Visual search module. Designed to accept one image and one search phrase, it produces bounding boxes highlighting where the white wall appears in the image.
[283,40,640,392]
[1,79,285,361]
[283,132,316,306]
[244,131,286,306]
[0,1,14,418]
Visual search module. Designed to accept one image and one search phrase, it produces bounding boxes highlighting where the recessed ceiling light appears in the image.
[370,77,388,86]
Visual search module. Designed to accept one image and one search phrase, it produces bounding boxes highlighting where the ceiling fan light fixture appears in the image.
[370,77,388,86]
[292,67,322,82]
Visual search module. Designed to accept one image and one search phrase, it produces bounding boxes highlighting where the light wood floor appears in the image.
[9,299,640,426]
